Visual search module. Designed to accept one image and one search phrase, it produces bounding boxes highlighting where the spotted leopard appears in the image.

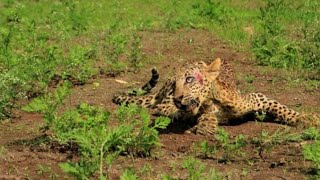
[113,58,319,135]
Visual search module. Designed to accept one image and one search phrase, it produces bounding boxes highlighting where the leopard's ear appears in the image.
[207,58,221,72]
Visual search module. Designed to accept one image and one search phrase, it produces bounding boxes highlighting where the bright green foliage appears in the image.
[45,103,170,179]
[192,0,235,26]
[215,128,246,162]
[303,140,320,175]
[129,33,144,69]
[252,0,298,68]
[251,128,305,159]
[0,72,25,119]
[182,157,206,180]
[252,0,320,71]
[22,82,72,130]
[303,127,320,140]
[195,140,217,159]
[120,168,138,180]
[163,157,222,180]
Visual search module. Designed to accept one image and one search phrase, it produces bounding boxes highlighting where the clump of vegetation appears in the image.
[252,0,320,71]
[163,157,222,180]
[192,0,234,26]
[215,128,247,162]
[252,0,298,69]
[194,128,246,163]
[23,85,170,179]
[303,140,320,176]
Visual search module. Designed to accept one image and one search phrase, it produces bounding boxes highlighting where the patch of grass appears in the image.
[252,0,320,71]
[215,128,247,163]
[24,85,170,179]
[303,140,320,176]
[251,128,304,159]
[59,104,170,179]
[162,157,222,180]
[194,128,246,163]
[120,168,138,180]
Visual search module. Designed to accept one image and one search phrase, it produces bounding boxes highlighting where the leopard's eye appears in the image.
[186,77,194,83]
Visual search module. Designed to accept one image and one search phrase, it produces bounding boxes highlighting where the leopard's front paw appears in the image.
[186,125,216,136]
[196,126,216,136]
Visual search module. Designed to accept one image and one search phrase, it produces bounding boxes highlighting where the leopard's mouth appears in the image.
[174,98,199,112]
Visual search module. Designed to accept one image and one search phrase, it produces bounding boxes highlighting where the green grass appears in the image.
[1,0,319,119]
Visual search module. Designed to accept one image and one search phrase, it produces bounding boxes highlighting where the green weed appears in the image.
[192,0,234,26]
[120,168,138,180]
[129,33,144,69]
[163,157,222,180]
[59,104,170,179]
[252,0,299,69]
[0,72,25,120]
[182,157,206,180]
[22,82,72,131]
[302,127,320,140]
[303,140,320,176]
[251,128,303,159]
[215,128,246,162]
[195,140,217,159]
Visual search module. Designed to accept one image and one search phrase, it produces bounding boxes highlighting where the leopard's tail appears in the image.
[128,68,159,96]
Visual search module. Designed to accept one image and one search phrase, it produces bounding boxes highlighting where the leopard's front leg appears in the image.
[187,113,219,136]
[197,113,219,135]
[152,102,184,120]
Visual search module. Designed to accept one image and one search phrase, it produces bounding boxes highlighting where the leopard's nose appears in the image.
[173,95,183,103]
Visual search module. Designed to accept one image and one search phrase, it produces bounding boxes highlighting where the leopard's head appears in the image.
[173,58,221,115]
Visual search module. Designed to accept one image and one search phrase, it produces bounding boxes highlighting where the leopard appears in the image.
[113,58,319,135]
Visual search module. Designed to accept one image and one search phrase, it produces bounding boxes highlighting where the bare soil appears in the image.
[0,29,319,179]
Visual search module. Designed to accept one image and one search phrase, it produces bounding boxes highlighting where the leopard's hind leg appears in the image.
[242,93,319,127]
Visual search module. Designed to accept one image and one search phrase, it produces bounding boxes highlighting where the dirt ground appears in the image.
[0,29,319,179]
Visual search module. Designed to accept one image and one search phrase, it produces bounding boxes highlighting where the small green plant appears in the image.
[56,103,170,179]
[22,82,72,131]
[252,128,302,159]
[129,33,143,69]
[104,21,128,72]
[252,0,300,69]
[244,74,255,84]
[302,127,320,140]
[61,46,98,84]
[195,140,217,159]
[0,72,25,120]
[303,140,320,176]
[64,1,88,34]
[120,168,138,180]
[192,0,234,26]
[182,157,206,180]
[0,26,13,70]
[215,128,246,162]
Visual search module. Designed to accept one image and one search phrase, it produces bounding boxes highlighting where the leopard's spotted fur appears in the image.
[113,58,319,135]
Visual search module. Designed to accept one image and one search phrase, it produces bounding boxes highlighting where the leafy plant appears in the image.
[303,140,320,176]
[192,0,234,26]
[251,128,302,159]
[251,0,300,69]
[25,101,171,179]
[61,46,98,84]
[215,128,246,162]
[182,157,206,180]
[120,168,138,180]
[195,140,217,159]
[22,82,72,131]
[303,127,320,140]
[0,72,25,120]
[129,33,144,69]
